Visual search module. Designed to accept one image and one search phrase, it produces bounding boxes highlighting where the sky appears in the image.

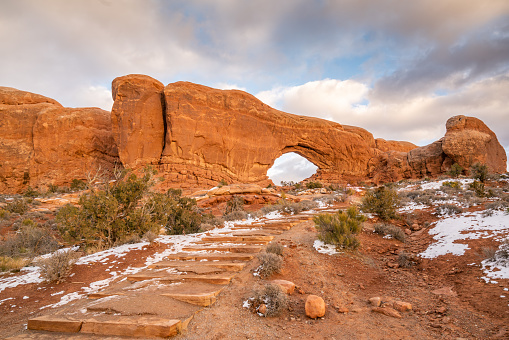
[1,0,508,184]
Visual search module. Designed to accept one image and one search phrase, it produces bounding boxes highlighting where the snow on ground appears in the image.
[313,240,341,255]
[398,202,429,213]
[420,210,509,259]
[415,179,474,191]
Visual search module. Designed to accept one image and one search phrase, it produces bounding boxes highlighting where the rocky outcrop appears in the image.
[111,75,165,168]
[370,115,507,183]
[1,76,506,193]
[0,87,118,193]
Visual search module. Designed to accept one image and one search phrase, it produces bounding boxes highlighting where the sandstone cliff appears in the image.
[0,87,118,193]
[0,77,506,193]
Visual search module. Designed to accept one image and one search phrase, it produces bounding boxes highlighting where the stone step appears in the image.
[161,291,220,307]
[164,252,256,262]
[149,260,246,272]
[127,272,236,285]
[181,245,263,253]
[200,235,274,242]
[27,315,182,338]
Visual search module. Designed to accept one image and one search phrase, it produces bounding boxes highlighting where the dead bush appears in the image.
[143,230,158,244]
[374,223,405,242]
[257,252,283,278]
[38,249,79,283]
[223,210,249,221]
[5,199,29,215]
[251,283,288,317]
[0,226,58,258]
[0,256,31,272]
[223,196,245,215]
[398,251,415,268]
[435,204,463,216]
[266,242,284,256]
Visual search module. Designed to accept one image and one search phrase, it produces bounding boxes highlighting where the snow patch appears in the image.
[313,240,341,255]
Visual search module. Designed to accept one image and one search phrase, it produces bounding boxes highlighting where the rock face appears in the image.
[1,76,506,193]
[0,87,118,193]
[111,75,165,168]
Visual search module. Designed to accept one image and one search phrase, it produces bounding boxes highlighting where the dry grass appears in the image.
[266,242,284,256]
[374,223,405,242]
[257,252,283,278]
[251,283,288,317]
[0,256,31,272]
[38,249,80,283]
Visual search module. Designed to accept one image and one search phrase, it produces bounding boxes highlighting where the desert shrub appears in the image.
[251,284,288,317]
[218,179,228,187]
[398,251,414,268]
[0,256,31,272]
[314,194,345,205]
[435,204,463,216]
[224,196,245,215]
[306,181,323,189]
[70,179,87,191]
[448,163,464,178]
[5,198,29,215]
[223,210,249,221]
[361,186,399,220]
[483,240,509,266]
[260,203,282,215]
[469,180,485,197]
[57,168,199,248]
[280,200,318,215]
[442,181,461,190]
[0,226,58,258]
[23,187,41,198]
[201,213,224,227]
[266,242,284,256]
[0,208,10,220]
[143,230,158,244]
[38,249,79,283]
[374,223,405,242]
[314,206,366,250]
[470,163,488,183]
[257,252,283,278]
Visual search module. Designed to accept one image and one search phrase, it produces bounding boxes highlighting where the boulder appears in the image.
[111,74,165,168]
[270,280,296,294]
[368,297,381,307]
[305,295,326,318]
[392,301,412,312]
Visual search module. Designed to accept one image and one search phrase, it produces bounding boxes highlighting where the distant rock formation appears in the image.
[0,75,506,193]
[0,87,118,193]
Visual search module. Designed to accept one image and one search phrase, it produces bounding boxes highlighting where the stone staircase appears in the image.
[24,215,313,339]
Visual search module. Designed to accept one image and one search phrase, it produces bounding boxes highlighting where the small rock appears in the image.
[411,223,421,231]
[298,289,305,295]
[405,229,412,235]
[387,262,399,268]
[393,301,412,312]
[271,280,296,294]
[432,287,457,297]
[436,306,447,314]
[368,297,381,307]
[359,284,365,289]
[305,295,326,318]
[371,307,402,319]
[337,306,349,314]
[258,304,267,315]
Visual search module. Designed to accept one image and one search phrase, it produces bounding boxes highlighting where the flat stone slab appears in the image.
[164,253,256,262]
[161,290,220,307]
[127,272,236,285]
[27,315,82,333]
[181,245,262,253]
[149,260,246,272]
[81,317,181,338]
[201,235,274,242]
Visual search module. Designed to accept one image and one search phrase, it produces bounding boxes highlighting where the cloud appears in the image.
[256,74,509,150]
[267,152,318,185]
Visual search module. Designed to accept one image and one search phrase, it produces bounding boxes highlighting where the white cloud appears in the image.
[73,86,113,111]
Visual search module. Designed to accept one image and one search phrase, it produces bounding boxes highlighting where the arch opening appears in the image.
[267,152,318,186]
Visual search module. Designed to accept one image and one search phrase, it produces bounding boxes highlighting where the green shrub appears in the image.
[257,252,283,278]
[56,168,186,248]
[306,181,323,189]
[70,179,87,191]
[448,163,463,178]
[470,163,488,183]
[251,284,288,317]
[361,186,399,220]
[374,223,405,242]
[38,249,79,283]
[218,179,228,187]
[314,206,366,250]
[23,186,40,198]
[442,181,461,189]
[5,198,29,215]
[469,180,485,197]
[0,209,10,220]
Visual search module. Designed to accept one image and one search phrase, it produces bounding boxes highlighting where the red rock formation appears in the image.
[0,87,118,193]
[111,75,165,168]
[375,139,417,153]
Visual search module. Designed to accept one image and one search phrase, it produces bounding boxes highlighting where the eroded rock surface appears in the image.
[0,87,118,193]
